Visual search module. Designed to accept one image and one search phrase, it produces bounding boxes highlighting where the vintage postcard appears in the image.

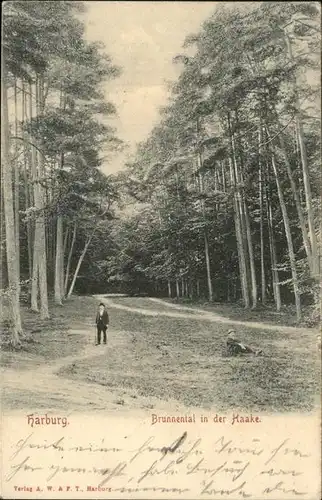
[1,1,321,499]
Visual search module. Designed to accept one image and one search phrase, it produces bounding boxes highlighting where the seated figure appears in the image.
[226,329,263,356]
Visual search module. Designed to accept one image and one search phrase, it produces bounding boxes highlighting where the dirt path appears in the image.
[2,324,111,410]
[1,317,184,413]
[2,295,318,413]
[97,295,315,335]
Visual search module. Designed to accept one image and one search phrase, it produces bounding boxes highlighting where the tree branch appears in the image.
[12,85,35,98]
[257,116,295,149]
[293,19,320,33]
[10,136,46,157]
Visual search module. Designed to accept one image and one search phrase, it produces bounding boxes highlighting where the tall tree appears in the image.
[1,55,23,344]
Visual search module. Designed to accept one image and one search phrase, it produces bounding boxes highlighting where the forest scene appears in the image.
[1,1,321,413]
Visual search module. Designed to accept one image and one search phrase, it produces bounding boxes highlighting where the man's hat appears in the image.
[99,302,105,307]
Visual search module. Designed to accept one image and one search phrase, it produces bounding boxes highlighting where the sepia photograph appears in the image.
[1,1,321,499]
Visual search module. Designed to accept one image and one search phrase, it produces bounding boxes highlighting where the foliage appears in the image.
[99,1,320,322]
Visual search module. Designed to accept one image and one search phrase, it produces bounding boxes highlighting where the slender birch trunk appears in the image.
[67,229,94,299]
[61,224,69,296]
[64,222,77,295]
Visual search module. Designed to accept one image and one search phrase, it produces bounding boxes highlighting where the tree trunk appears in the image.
[1,56,23,344]
[197,152,213,302]
[259,127,266,304]
[64,222,77,295]
[196,116,214,302]
[13,78,20,290]
[1,171,7,288]
[36,76,49,319]
[229,156,249,308]
[228,113,250,308]
[29,78,49,318]
[233,200,249,308]
[37,210,49,319]
[233,110,254,305]
[63,225,69,255]
[58,153,66,298]
[52,216,56,283]
[266,185,281,311]
[285,33,318,278]
[22,81,33,281]
[45,217,50,278]
[54,214,63,305]
[175,279,180,298]
[233,281,237,301]
[196,279,200,298]
[67,233,93,299]
[243,200,257,309]
[221,161,226,192]
[61,224,69,296]
[29,81,39,312]
[167,280,172,298]
[203,229,213,301]
[294,125,305,204]
[31,231,40,312]
[271,153,301,321]
[277,131,313,273]
[188,278,192,299]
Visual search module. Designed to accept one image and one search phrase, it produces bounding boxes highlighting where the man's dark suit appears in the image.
[95,310,109,344]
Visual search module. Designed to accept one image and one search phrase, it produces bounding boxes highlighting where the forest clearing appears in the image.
[1,295,320,413]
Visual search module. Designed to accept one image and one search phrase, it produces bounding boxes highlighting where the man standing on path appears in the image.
[95,302,109,345]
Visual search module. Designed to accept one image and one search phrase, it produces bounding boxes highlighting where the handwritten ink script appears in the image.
[1,414,320,499]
